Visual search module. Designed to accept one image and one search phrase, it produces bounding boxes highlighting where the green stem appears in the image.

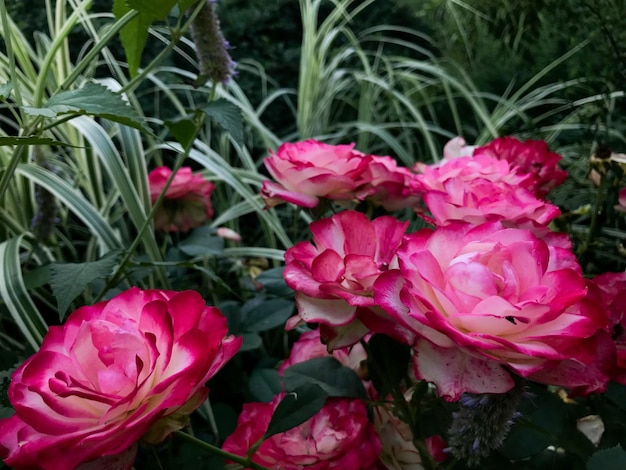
[173,431,271,470]
[94,118,205,301]
[578,166,609,264]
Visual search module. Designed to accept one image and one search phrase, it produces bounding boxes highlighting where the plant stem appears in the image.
[173,431,271,470]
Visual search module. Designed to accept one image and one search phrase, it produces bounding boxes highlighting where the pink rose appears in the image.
[279,328,368,375]
[283,210,412,349]
[148,166,215,232]
[472,136,568,198]
[592,271,626,382]
[363,156,423,211]
[0,288,242,470]
[374,222,611,401]
[617,188,626,212]
[222,395,382,470]
[415,154,560,228]
[260,140,374,208]
[374,399,446,469]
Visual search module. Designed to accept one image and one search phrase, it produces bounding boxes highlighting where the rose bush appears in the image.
[283,210,412,349]
[0,288,241,470]
[148,166,215,232]
[414,154,561,228]
[222,394,382,470]
[374,221,611,401]
[260,140,375,208]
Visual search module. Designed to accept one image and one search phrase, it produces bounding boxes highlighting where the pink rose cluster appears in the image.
[148,166,215,232]
[260,136,568,230]
[276,136,626,404]
[223,329,445,470]
[0,288,241,470]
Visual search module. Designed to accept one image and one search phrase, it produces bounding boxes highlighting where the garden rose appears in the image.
[617,188,626,212]
[472,136,568,198]
[414,154,560,228]
[363,155,423,211]
[374,222,611,401]
[593,271,626,383]
[0,288,241,470]
[148,166,215,232]
[279,328,367,375]
[283,210,412,349]
[222,395,382,470]
[260,140,374,208]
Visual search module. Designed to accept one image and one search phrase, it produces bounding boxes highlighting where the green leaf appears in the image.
[49,253,121,321]
[264,383,328,439]
[178,0,197,13]
[587,446,626,470]
[0,82,12,100]
[248,368,283,402]
[24,82,147,131]
[0,136,79,147]
[367,334,411,398]
[254,267,293,297]
[243,298,294,333]
[283,357,367,400]
[113,0,151,78]
[202,99,244,146]
[240,333,262,352]
[165,112,204,150]
[178,227,225,257]
[127,0,177,19]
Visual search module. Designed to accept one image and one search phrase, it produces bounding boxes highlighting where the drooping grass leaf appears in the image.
[23,82,147,132]
[49,253,121,321]
[0,136,78,147]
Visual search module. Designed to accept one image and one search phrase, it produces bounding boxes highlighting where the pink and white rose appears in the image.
[261,140,374,208]
[222,395,382,470]
[374,222,611,401]
[148,166,215,232]
[279,328,368,375]
[363,155,423,211]
[283,210,412,349]
[0,288,241,470]
[414,154,560,228]
[472,136,568,198]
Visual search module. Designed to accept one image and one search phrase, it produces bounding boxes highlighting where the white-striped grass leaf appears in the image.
[15,164,122,253]
[0,235,48,350]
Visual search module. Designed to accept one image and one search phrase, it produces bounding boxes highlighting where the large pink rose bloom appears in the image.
[260,140,374,208]
[148,166,215,232]
[414,154,560,228]
[222,395,382,470]
[374,222,611,401]
[473,136,568,198]
[0,288,242,470]
[284,211,412,349]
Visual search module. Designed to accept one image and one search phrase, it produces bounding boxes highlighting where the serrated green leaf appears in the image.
[49,253,121,321]
[283,357,367,399]
[264,383,328,439]
[113,0,152,78]
[202,99,243,146]
[128,0,177,19]
[0,136,79,147]
[24,82,147,131]
[0,82,12,100]
[249,368,283,402]
[178,227,224,257]
[587,446,626,470]
[165,112,203,150]
[243,298,294,332]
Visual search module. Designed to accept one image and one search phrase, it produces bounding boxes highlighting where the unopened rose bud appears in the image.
[216,227,241,242]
